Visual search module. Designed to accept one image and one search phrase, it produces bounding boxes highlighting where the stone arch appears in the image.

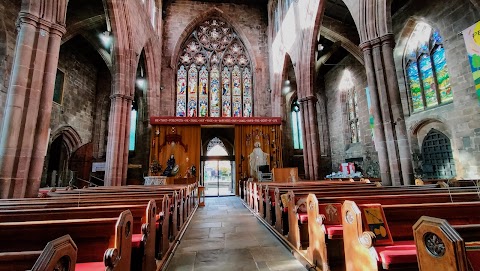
[342,0,392,43]
[320,26,364,65]
[142,37,161,117]
[51,126,83,156]
[409,118,458,178]
[170,7,258,73]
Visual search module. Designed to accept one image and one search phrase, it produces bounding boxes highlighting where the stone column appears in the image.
[104,94,133,186]
[299,98,312,179]
[371,39,402,186]
[305,96,321,180]
[360,42,391,185]
[0,7,66,198]
[380,35,413,185]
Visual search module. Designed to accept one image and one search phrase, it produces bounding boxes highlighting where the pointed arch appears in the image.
[143,36,161,117]
[171,10,257,118]
[170,7,257,73]
[51,126,83,156]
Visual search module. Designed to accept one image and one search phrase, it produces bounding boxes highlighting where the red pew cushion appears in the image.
[76,262,105,270]
[325,225,343,239]
[132,233,143,248]
[466,243,480,270]
[376,241,417,269]
[298,212,308,224]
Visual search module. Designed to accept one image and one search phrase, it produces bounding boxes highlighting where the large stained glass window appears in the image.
[405,22,452,112]
[176,18,253,117]
[291,99,303,150]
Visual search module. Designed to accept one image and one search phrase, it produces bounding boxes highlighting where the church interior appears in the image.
[0,0,480,270]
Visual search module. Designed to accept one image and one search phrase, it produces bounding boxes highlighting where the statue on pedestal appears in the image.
[162,155,176,176]
[249,141,269,178]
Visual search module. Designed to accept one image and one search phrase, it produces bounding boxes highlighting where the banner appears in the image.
[150,116,282,125]
[462,21,480,105]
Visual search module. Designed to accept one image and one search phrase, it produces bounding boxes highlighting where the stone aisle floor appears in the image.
[166,196,306,271]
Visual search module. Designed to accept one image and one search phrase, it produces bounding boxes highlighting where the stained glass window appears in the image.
[405,23,452,112]
[129,101,138,151]
[176,18,253,117]
[291,99,303,150]
[348,88,360,143]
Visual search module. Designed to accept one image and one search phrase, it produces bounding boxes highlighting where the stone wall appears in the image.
[161,0,270,117]
[0,0,21,137]
[392,0,480,178]
[51,40,99,145]
[323,55,378,177]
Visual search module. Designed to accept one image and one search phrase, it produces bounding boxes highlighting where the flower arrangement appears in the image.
[150,160,162,175]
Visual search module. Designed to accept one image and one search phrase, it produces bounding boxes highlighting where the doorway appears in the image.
[201,128,235,197]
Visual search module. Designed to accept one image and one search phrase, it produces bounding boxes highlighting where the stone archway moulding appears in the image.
[51,126,83,157]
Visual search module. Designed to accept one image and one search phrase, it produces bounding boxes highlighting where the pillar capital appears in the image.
[110,93,133,101]
[298,95,317,104]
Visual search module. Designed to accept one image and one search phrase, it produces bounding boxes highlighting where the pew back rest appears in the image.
[413,216,470,271]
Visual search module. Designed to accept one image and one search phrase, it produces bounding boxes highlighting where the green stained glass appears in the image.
[407,62,424,112]
[433,47,453,103]
[419,54,438,108]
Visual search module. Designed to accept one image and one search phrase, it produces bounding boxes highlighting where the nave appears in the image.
[167,197,305,271]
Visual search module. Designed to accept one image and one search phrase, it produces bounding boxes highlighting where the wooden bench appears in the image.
[413,216,480,271]
[0,210,133,271]
[0,235,77,271]
[341,200,480,271]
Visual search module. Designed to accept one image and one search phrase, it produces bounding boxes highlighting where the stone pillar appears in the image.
[0,5,67,198]
[360,42,391,185]
[299,99,312,179]
[371,39,402,186]
[104,94,133,186]
[380,35,413,185]
[305,96,321,180]
[359,36,414,186]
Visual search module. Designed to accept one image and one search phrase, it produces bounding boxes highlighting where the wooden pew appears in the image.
[0,195,172,264]
[341,200,480,271]
[413,216,480,271]
[297,191,480,270]
[0,235,77,271]
[0,210,133,271]
[283,187,480,245]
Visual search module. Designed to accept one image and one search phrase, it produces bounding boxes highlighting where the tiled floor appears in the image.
[166,196,306,271]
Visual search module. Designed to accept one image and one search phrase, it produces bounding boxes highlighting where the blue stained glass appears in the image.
[432,30,443,44]
[419,54,438,107]
[433,47,453,102]
[129,110,137,151]
[407,62,423,111]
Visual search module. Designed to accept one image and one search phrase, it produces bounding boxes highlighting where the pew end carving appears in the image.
[413,216,468,271]
[306,194,329,271]
[104,210,133,270]
[342,200,378,271]
[30,235,78,271]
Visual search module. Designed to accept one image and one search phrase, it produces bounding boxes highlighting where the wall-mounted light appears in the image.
[99,31,112,49]
[317,43,324,52]
[160,86,165,91]
[267,87,272,93]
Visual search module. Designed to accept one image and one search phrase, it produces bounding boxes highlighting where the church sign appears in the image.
[150,117,282,125]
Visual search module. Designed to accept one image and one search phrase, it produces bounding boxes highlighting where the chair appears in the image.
[257,165,272,182]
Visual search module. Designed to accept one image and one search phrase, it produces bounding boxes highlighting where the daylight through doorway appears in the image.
[203,137,234,196]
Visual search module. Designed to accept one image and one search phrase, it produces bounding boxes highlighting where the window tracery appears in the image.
[405,23,452,112]
[176,19,253,117]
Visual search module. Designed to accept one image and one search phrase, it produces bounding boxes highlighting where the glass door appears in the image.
[203,160,233,196]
